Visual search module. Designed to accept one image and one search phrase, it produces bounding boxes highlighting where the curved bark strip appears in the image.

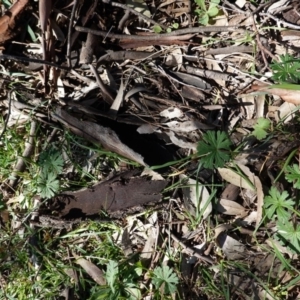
[0,0,29,44]
[47,170,168,218]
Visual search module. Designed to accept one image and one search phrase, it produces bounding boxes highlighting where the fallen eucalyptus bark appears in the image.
[44,169,168,218]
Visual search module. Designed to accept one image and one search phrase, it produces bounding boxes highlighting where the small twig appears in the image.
[260,12,300,30]
[253,0,280,15]
[155,65,187,105]
[0,90,13,141]
[67,0,78,68]
[251,14,278,69]
[9,120,37,188]
[89,64,114,104]
[105,0,168,30]
[75,25,243,40]
[165,228,214,264]
[205,45,254,55]
[0,54,70,70]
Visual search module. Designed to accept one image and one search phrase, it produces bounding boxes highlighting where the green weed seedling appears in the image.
[263,184,300,254]
[153,23,179,34]
[263,187,295,221]
[151,265,179,296]
[252,117,271,140]
[194,0,220,25]
[91,260,142,300]
[197,130,232,169]
[271,54,300,83]
[285,164,300,189]
[35,146,64,199]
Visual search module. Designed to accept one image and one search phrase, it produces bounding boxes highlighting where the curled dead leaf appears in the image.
[73,254,106,285]
[217,198,247,216]
[250,83,300,105]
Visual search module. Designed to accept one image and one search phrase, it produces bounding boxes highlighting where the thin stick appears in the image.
[9,120,37,188]
[75,25,243,40]
[164,228,214,264]
[251,14,277,67]
[106,0,168,30]
[0,54,70,70]
[0,90,13,140]
[260,12,300,30]
[89,64,114,104]
[67,0,78,68]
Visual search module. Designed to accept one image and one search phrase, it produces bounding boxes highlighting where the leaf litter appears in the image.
[0,0,300,299]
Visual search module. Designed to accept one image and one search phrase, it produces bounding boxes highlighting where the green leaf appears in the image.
[152,266,179,294]
[38,146,64,175]
[207,6,219,16]
[197,131,232,169]
[124,285,141,300]
[198,13,209,25]
[194,0,206,10]
[271,54,300,83]
[276,220,300,253]
[252,118,271,140]
[153,25,162,33]
[264,187,294,221]
[37,171,60,199]
[285,164,300,189]
[105,260,118,294]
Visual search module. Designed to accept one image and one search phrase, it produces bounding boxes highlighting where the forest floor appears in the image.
[1,0,300,299]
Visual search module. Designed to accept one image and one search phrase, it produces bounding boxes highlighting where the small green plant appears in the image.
[36,170,60,199]
[151,265,179,295]
[38,146,64,175]
[153,23,179,33]
[91,260,142,300]
[263,187,295,221]
[35,146,64,199]
[194,0,220,25]
[271,54,300,83]
[252,118,271,140]
[197,131,232,169]
[285,164,300,189]
[276,220,300,253]
[263,185,300,254]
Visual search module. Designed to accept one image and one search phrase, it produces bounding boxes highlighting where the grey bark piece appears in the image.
[47,170,168,217]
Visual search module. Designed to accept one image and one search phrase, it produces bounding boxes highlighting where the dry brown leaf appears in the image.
[214,224,233,239]
[110,78,124,115]
[237,164,264,227]
[216,232,246,260]
[0,0,29,44]
[218,167,255,190]
[140,226,158,264]
[218,164,264,226]
[73,254,106,285]
[217,199,247,216]
[180,175,212,219]
[52,108,147,166]
[276,102,297,123]
[250,83,300,105]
